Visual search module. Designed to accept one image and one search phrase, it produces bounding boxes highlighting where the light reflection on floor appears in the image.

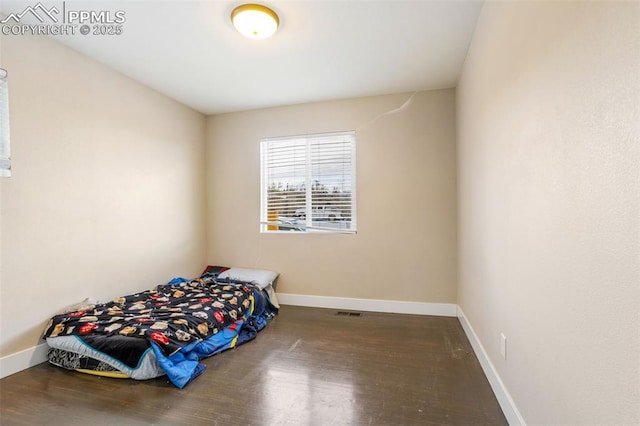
[262,366,355,425]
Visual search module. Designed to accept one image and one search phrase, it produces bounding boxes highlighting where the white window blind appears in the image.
[0,69,10,177]
[260,131,356,233]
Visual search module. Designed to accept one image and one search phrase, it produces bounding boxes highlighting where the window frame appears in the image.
[0,68,10,178]
[260,131,357,234]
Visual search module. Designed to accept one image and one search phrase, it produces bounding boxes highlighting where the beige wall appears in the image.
[457,1,639,424]
[0,34,207,357]
[206,90,457,303]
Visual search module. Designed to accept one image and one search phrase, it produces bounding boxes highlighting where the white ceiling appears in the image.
[1,1,484,114]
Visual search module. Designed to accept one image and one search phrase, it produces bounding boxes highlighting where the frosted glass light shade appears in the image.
[231,4,279,40]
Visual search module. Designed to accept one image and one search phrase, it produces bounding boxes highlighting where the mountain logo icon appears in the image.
[1,2,60,24]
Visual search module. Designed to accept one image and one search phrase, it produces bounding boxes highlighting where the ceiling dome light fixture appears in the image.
[231,4,279,40]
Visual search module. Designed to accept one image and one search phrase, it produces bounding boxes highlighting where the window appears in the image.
[0,69,10,177]
[260,131,356,233]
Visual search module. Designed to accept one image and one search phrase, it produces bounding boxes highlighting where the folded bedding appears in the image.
[43,269,279,388]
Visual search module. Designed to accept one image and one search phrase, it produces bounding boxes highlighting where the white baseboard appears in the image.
[0,342,49,379]
[457,307,526,426]
[277,293,457,317]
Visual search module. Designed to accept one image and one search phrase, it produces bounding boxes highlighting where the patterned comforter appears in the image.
[43,274,272,387]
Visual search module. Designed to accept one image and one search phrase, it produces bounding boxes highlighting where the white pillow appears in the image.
[217,267,279,290]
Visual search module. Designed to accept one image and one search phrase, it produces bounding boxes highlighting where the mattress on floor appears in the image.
[43,270,279,388]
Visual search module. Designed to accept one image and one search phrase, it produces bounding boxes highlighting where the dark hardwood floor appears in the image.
[0,306,507,425]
